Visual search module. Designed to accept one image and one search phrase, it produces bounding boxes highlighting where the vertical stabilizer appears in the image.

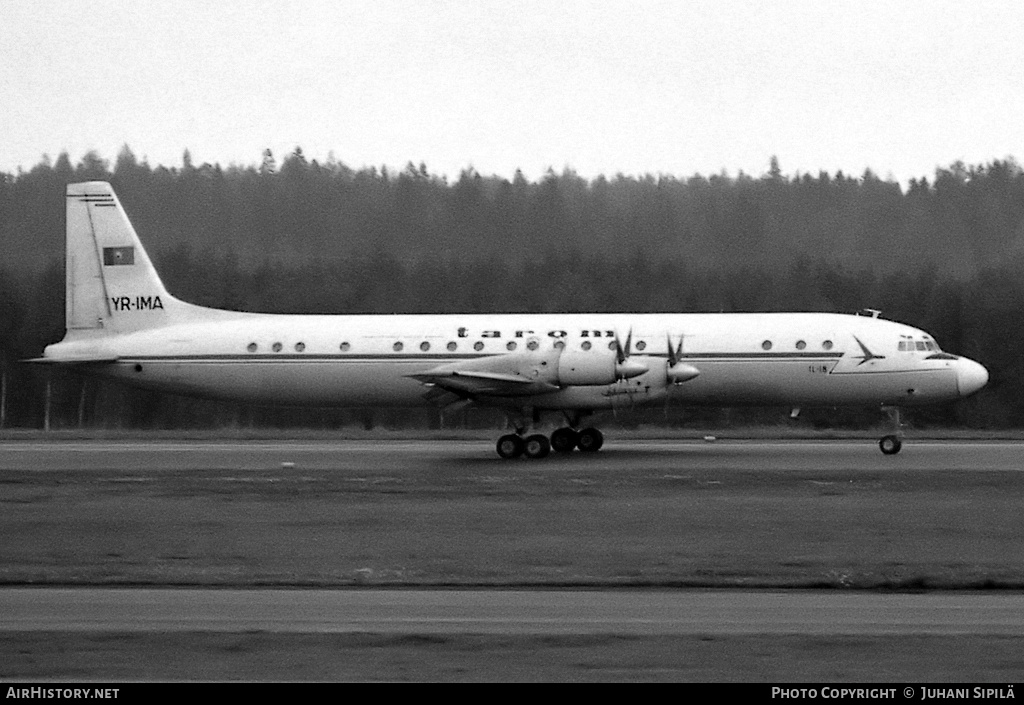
[65,182,193,334]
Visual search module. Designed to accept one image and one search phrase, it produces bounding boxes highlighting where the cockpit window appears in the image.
[901,337,943,352]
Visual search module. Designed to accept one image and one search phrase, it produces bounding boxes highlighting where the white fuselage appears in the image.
[48,310,988,411]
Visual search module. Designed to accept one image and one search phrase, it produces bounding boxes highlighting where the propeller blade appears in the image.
[614,329,633,364]
[613,327,647,379]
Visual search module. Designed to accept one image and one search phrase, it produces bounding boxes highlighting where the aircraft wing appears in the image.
[23,355,120,364]
[409,369,559,398]
[409,353,562,400]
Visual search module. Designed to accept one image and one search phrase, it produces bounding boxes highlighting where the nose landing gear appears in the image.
[879,434,902,455]
[879,406,904,455]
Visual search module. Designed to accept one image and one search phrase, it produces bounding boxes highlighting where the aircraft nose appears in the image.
[956,358,989,397]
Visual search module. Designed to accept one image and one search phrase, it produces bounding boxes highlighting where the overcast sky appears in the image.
[2,0,1022,183]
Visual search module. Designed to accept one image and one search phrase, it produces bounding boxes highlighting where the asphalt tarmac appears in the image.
[3,588,1024,636]
[0,438,1021,471]
[2,438,1023,680]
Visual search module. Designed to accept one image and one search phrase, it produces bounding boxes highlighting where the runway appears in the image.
[3,588,1024,635]
[2,437,1024,590]
[0,438,1021,471]
[3,438,1024,679]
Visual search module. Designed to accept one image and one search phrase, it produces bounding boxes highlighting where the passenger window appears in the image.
[447,341,457,351]
[581,341,592,351]
[272,342,283,352]
[822,340,833,350]
[473,341,484,351]
[762,340,773,351]
[795,340,806,350]
[393,342,404,352]
[420,341,430,352]
[247,343,257,353]
[295,342,305,352]
[340,342,351,352]
[506,341,517,351]
[636,341,647,351]
[528,340,540,351]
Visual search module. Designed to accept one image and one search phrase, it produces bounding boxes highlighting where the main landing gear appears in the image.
[495,426,605,459]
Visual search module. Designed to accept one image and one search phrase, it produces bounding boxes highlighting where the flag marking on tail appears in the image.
[103,247,135,265]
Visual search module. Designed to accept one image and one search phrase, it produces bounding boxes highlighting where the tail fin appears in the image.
[65,181,195,334]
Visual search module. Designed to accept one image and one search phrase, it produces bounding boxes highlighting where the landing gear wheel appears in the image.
[496,434,524,459]
[524,434,551,459]
[879,435,902,455]
[577,427,604,453]
[550,427,580,453]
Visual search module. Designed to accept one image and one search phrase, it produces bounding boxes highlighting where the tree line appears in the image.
[0,148,1021,430]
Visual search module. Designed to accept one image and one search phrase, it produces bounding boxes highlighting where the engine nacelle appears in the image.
[609,358,672,409]
[556,350,618,386]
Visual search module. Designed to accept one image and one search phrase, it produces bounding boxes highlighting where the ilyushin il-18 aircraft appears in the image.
[34,182,989,458]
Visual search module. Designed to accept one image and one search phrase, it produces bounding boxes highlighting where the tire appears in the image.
[524,433,551,459]
[550,427,579,453]
[496,434,524,459]
[879,435,902,455]
[577,427,604,453]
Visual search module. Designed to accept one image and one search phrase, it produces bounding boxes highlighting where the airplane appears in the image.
[32,181,989,458]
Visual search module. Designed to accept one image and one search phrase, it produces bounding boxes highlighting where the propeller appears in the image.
[613,328,648,379]
[666,334,700,384]
[663,333,699,423]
